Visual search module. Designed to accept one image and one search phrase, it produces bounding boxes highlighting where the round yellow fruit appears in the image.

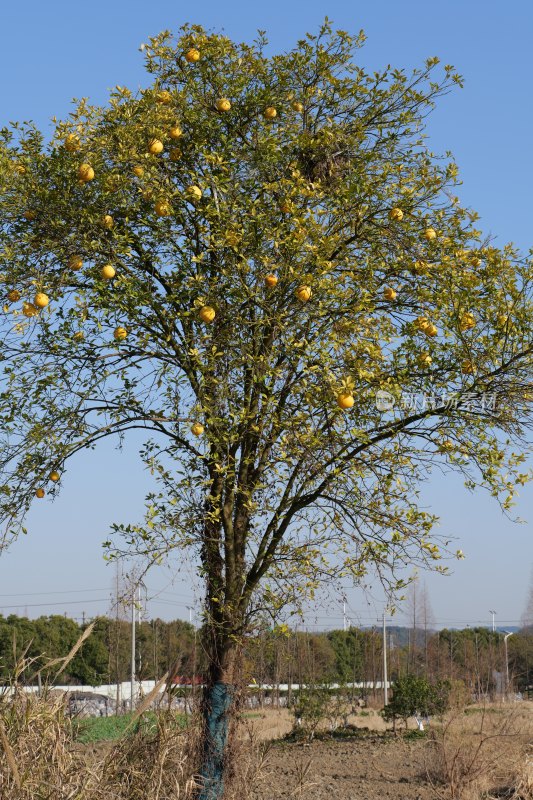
[78,163,95,182]
[264,106,277,120]
[156,90,172,105]
[264,274,278,288]
[49,470,60,482]
[216,98,231,113]
[7,289,21,303]
[169,124,183,139]
[292,101,304,113]
[186,185,203,202]
[133,165,144,177]
[35,488,45,499]
[68,254,83,270]
[199,305,216,323]
[64,133,80,152]
[295,285,312,302]
[459,312,475,331]
[169,147,182,162]
[114,326,128,341]
[22,302,38,317]
[101,214,114,230]
[337,393,355,410]
[34,292,49,308]
[383,286,397,301]
[73,331,84,342]
[15,164,27,175]
[389,207,404,222]
[418,352,432,367]
[424,227,437,241]
[155,199,172,217]
[462,360,475,375]
[148,138,164,155]
[185,48,200,63]
[416,316,431,332]
[101,264,116,280]
[191,422,204,436]
[425,323,438,337]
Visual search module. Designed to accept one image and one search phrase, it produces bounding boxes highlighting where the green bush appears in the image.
[383,674,450,730]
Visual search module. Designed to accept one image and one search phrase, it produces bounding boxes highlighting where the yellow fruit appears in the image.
[101,264,116,280]
[7,290,21,303]
[215,98,231,112]
[23,210,36,221]
[78,163,95,182]
[35,488,45,499]
[64,133,80,152]
[34,292,49,308]
[49,470,60,482]
[425,323,438,337]
[191,422,204,436]
[133,165,144,177]
[264,106,277,120]
[185,48,200,63]
[73,331,84,342]
[156,90,172,105]
[68,255,83,271]
[15,164,27,175]
[389,207,404,222]
[295,285,312,302]
[337,393,355,410]
[415,316,430,332]
[292,101,304,113]
[114,326,128,341]
[264,274,278,288]
[169,147,182,162]
[424,227,437,241]
[186,185,203,202]
[155,199,172,217]
[148,138,164,155]
[199,305,216,323]
[101,214,114,230]
[418,352,432,367]
[169,124,183,139]
[462,359,475,375]
[383,286,397,301]
[22,302,38,317]
[459,312,475,331]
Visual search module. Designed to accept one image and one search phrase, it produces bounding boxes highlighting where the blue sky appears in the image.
[0,0,532,630]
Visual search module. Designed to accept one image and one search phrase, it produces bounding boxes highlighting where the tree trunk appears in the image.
[197,641,239,800]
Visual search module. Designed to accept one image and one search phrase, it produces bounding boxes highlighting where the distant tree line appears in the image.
[0,614,532,698]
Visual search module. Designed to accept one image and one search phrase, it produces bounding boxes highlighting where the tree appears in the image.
[0,22,532,799]
[383,673,450,730]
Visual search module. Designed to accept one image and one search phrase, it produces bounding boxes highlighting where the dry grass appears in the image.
[425,703,533,800]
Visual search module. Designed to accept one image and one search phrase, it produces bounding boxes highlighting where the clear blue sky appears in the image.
[0,0,532,630]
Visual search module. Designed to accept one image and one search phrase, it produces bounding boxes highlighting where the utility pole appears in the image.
[130,584,136,712]
[489,609,497,633]
[383,611,388,706]
[504,632,514,697]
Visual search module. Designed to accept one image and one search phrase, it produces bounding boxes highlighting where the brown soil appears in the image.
[251,735,433,800]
